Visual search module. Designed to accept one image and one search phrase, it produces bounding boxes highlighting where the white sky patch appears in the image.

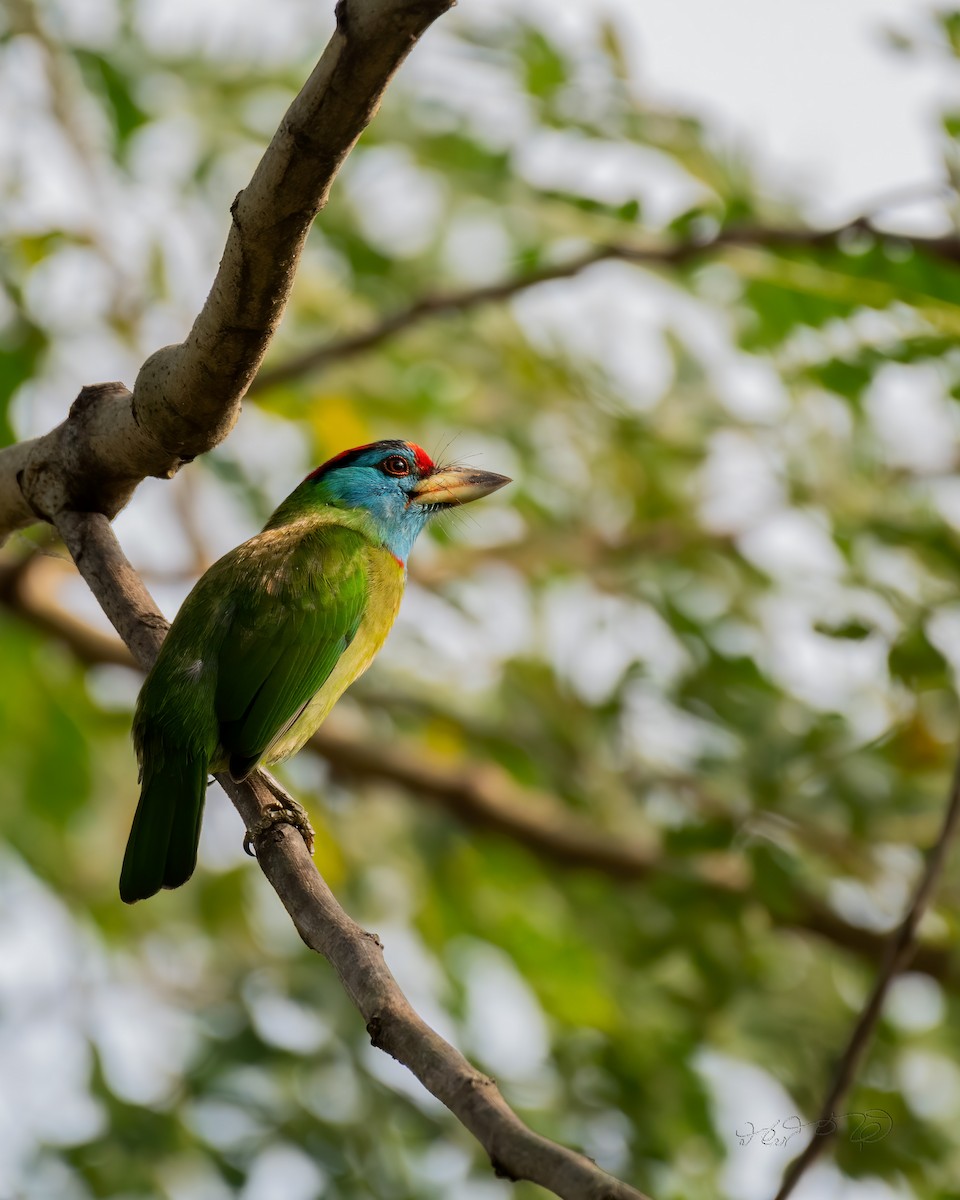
[695,1050,800,1200]
[443,208,514,285]
[342,145,448,260]
[23,244,115,331]
[89,977,197,1105]
[856,541,929,604]
[607,0,953,226]
[375,923,460,1050]
[713,354,791,423]
[112,474,199,577]
[885,973,946,1035]
[865,363,960,474]
[698,431,785,535]
[388,573,530,693]
[135,0,335,63]
[361,1043,447,1115]
[446,565,533,654]
[695,1048,915,1200]
[738,509,847,581]
[515,129,708,226]
[241,1142,329,1200]
[580,1109,634,1176]
[622,682,738,772]
[130,114,204,188]
[443,501,527,551]
[427,0,954,230]
[242,975,332,1055]
[0,1016,104,1150]
[417,1142,474,1191]
[186,1098,266,1152]
[924,604,960,692]
[512,263,676,409]
[404,26,536,152]
[754,591,895,721]
[229,406,313,512]
[452,940,551,1083]
[925,476,960,533]
[528,409,593,493]
[159,1158,235,1200]
[542,579,691,703]
[0,41,89,234]
[829,843,922,933]
[897,1051,960,1124]
[301,1060,365,1127]
[0,858,116,1180]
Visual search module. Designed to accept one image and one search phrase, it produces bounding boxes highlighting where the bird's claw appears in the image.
[243,797,315,859]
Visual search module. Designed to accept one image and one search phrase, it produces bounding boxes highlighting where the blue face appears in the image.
[312,441,435,563]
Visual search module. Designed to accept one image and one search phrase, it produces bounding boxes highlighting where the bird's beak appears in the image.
[409,465,512,507]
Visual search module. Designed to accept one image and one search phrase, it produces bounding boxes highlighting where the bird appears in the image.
[119,440,510,903]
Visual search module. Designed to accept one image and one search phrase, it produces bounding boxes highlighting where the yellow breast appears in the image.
[264,545,405,764]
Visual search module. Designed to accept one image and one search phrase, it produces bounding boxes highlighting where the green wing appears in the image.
[214,527,369,779]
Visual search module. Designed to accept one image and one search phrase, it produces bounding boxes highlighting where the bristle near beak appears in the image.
[409,466,511,507]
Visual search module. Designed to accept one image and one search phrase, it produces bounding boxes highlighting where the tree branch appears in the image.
[250,218,960,392]
[0,0,453,544]
[51,511,650,1200]
[772,747,960,1200]
[2,553,954,987]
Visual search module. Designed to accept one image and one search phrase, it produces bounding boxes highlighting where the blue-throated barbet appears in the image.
[120,440,510,903]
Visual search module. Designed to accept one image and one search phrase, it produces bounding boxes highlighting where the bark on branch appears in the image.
[0,0,453,544]
[52,511,650,1200]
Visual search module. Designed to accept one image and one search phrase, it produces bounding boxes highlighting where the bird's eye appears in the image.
[381,455,411,477]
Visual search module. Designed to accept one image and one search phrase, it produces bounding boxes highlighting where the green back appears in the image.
[213,525,369,778]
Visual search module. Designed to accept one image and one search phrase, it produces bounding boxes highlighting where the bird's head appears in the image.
[298,440,510,563]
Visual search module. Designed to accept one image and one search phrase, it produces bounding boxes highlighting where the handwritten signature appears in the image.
[736,1110,893,1149]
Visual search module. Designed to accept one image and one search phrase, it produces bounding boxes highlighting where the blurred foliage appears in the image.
[4,2,960,1199]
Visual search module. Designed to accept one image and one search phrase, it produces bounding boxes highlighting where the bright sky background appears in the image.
[514,0,956,230]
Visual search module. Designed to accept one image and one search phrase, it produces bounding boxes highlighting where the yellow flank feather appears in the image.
[263,544,405,763]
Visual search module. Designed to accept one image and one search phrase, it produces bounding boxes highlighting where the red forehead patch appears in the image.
[409,443,434,473]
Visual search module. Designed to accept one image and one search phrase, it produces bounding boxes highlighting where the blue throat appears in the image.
[370,505,431,564]
[313,467,432,565]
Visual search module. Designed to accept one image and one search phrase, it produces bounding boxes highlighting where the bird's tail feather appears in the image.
[119,746,208,904]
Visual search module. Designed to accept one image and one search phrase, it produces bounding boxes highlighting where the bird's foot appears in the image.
[243,793,316,859]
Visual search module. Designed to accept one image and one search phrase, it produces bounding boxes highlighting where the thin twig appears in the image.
[772,748,960,1200]
[250,218,960,393]
[52,510,650,1200]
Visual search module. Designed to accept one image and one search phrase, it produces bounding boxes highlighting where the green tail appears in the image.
[119,744,208,904]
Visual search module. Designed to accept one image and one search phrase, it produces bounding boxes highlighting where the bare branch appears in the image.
[0,0,453,544]
[51,511,650,1200]
[250,218,960,392]
[221,765,652,1200]
[772,749,960,1200]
